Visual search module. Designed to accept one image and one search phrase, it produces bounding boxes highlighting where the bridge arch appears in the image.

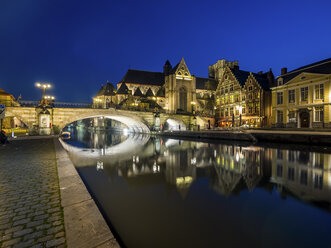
[163,118,187,131]
[58,113,150,133]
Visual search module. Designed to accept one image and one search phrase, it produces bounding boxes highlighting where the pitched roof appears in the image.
[195,77,218,90]
[145,88,154,97]
[171,62,180,73]
[116,83,130,95]
[96,82,116,96]
[252,73,271,90]
[156,87,165,97]
[230,68,272,90]
[133,87,144,97]
[230,68,250,86]
[280,58,331,83]
[120,69,164,86]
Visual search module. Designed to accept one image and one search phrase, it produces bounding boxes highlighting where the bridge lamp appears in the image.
[44,95,55,101]
[36,82,52,99]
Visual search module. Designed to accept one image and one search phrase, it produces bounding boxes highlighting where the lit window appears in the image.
[277,110,283,123]
[315,84,324,100]
[314,107,324,122]
[277,92,283,105]
[288,111,296,123]
[300,87,308,101]
[288,89,295,103]
[242,105,246,114]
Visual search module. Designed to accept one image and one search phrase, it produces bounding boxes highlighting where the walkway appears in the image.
[0,138,66,248]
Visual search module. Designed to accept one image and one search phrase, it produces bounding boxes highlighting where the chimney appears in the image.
[281,67,287,75]
[233,65,239,71]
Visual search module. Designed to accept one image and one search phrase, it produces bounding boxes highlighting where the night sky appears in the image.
[1,0,330,102]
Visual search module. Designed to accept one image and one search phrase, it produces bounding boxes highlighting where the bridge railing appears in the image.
[19,101,92,108]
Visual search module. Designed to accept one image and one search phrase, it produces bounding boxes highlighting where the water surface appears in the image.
[62,128,331,248]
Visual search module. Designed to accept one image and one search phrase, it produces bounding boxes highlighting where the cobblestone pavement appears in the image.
[0,138,66,248]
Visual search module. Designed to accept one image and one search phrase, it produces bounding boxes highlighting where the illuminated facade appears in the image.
[0,88,19,107]
[271,58,331,128]
[93,58,217,117]
[212,60,274,127]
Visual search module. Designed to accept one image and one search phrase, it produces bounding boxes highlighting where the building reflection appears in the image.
[62,127,331,211]
[270,149,331,205]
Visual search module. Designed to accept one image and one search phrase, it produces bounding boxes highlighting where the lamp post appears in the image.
[36,82,51,98]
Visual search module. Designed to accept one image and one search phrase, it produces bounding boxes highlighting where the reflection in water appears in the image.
[61,126,331,248]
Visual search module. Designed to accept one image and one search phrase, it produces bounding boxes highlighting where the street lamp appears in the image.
[35,82,51,99]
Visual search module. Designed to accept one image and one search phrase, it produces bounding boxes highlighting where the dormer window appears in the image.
[278,78,283,86]
[248,86,253,91]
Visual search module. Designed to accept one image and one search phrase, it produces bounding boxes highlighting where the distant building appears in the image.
[271,58,331,128]
[0,88,20,107]
[93,58,217,117]
[212,59,274,127]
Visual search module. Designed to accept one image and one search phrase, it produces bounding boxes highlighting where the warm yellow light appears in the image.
[191,101,196,105]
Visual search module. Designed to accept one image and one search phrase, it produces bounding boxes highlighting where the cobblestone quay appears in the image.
[0,138,66,248]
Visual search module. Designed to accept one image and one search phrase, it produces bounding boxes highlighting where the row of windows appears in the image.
[219,85,256,94]
[218,92,260,104]
[276,84,324,105]
[219,103,260,117]
[276,107,324,123]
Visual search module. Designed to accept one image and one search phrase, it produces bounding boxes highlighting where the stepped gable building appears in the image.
[271,58,331,128]
[212,59,274,127]
[93,58,217,115]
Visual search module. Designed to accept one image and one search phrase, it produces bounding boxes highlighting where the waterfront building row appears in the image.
[271,58,331,128]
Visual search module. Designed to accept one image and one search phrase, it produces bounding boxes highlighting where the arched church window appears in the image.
[179,87,187,112]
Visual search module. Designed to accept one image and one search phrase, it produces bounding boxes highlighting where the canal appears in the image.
[61,125,331,248]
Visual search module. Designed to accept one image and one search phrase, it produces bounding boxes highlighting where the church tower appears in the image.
[164,58,197,113]
[163,60,172,76]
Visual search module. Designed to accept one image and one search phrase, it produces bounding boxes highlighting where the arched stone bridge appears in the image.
[4,106,208,133]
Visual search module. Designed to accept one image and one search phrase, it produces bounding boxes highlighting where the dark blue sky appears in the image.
[1,0,330,102]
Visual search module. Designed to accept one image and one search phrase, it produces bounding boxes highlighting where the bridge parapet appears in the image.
[4,106,208,134]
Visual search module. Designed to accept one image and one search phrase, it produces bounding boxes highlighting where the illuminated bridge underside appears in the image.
[83,115,150,133]
[59,133,150,160]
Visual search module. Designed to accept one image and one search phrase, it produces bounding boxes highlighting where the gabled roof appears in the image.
[230,68,250,86]
[133,87,144,97]
[120,69,164,86]
[280,58,331,84]
[156,87,165,97]
[251,73,272,90]
[145,88,154,97]
[230,68,272,90]
[96,82,116,96]
[116,83,130,95]
[171,57,191,76]
[195,77,218,90]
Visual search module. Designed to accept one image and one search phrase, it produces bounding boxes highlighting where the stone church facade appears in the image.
[93,58,217,117]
